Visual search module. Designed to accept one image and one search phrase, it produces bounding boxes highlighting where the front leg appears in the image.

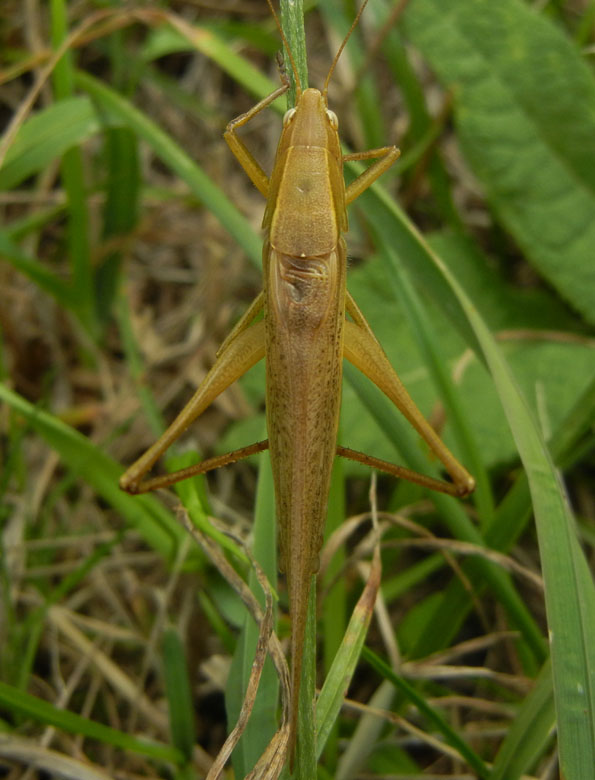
[223,82,289,197]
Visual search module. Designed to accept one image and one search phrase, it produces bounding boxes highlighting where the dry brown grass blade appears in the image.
[0,734,112,780]
[178,510,291,779]
[47,605,169,733]
[245,721,291,780]
[385,535,543,591]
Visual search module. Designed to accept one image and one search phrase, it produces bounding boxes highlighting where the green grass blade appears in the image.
[96,126,140,323]
[0,230,75,307]
[162,627,196,764]
[0,681,183,764]
[295,583,317,778]
[51,0,96,336]
[316,540,381,760]
[280,0,308,102]
[462,305,595,780]
[353,179,595,771]
[490,659,556,780]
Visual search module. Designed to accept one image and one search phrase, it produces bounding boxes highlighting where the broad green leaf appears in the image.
[0,96,120,190]
[402,0,595,324]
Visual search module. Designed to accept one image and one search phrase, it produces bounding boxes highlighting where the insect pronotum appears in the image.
[120,0,475,766]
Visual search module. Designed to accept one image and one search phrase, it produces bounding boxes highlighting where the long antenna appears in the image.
[266,0,303,97]
[322,0,370,99]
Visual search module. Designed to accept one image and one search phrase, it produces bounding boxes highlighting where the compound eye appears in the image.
[326,109,339,129]
[283,108,297,126]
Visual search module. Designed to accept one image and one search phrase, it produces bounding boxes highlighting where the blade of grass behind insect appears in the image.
[295,582,317,779]
[490,658,556,780]
[0,384,196,565]
[362,177,595,774]
[162,626,196,767]
[50,0,97,337]
[227,447,279,778]
[280,0,308,103]
[74,70,262,269]
[453,290,595,779]
[96,126,140,324]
